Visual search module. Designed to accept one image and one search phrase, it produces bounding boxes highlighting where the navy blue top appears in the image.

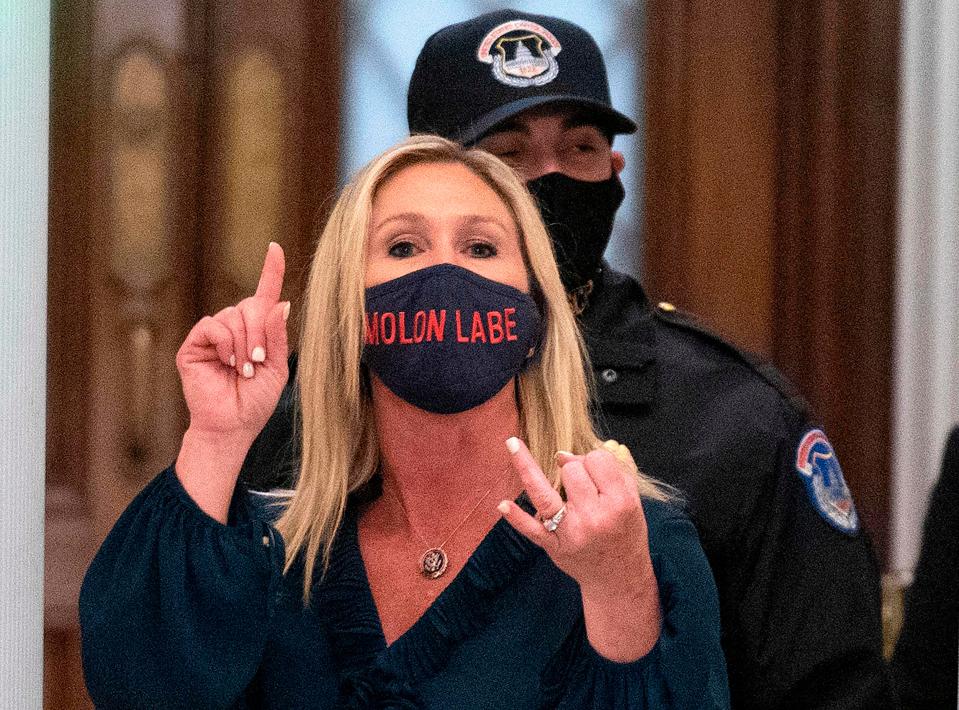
[80,467,729,709]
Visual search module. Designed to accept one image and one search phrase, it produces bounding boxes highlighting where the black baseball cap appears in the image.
[408,10,637,145]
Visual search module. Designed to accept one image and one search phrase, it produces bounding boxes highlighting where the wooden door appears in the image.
[642,0,898,561]
[45,1,343,706]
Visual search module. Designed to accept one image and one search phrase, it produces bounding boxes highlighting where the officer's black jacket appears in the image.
[240,265,895,709]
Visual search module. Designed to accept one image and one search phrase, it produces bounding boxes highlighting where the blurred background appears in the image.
[31,0,955,706]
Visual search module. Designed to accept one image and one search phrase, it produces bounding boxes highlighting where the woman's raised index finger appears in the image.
[506,437,563,515]
[254,242,285,302]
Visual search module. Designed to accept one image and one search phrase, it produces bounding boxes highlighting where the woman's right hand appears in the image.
[173,242,290,522]
[176,242,290,442]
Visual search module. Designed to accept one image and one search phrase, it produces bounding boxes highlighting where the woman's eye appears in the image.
[388,241,417,258]
[468,242,497,258]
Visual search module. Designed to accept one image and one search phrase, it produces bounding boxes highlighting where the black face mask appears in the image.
[526,172,625,293]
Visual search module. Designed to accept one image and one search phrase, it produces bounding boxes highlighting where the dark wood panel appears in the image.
[46,2,346,706]
[642,0,897,561]
[642,0,693,310]
[196,1,343,331]
[642,0,777,356]
[47,0,94,493]
[773,0,898,561]
[46,3,97,706]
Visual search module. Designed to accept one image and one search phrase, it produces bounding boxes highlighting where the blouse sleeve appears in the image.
[540,502,731,709]
[79,466,286,710]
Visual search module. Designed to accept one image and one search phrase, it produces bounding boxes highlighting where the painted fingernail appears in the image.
[269,241,278,249]
[282,301,291,321]
[251,346,266,363]
[505,437,521,454]
[243,362,254,378]
[497,501,510,515]
[556,450,574,458]
[229,354,236,367]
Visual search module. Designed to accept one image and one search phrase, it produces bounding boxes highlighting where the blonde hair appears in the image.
[275,135,667,599]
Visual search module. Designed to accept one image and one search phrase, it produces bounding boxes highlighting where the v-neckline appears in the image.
[314,488,541,687]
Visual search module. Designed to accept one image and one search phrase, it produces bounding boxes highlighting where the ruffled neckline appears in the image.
[312,483,542,705]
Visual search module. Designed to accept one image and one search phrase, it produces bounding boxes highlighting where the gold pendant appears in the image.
[420,547,448,579]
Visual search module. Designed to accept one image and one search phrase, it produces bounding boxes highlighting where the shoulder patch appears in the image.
[795,429,859,534]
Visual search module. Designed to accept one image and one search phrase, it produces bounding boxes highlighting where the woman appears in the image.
[80,136,729,708]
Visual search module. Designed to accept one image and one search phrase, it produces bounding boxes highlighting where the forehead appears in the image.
[481,103,610,138]
[372,161,514,221]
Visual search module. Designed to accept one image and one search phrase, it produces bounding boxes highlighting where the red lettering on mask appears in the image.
[365,312,379,345]
[471,311,488,343]
[455,310,469,342]
[412,310,427,342]
[380,312,397,344]
[486,311,504,343]
[428,309,446,342]
[504,308,518,341]
[398,311,414,344]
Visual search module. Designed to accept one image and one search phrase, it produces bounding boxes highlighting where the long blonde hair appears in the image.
[276,135,666,599]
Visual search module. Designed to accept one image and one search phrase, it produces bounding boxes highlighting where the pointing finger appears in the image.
[254,242,285,303]
[506,437,563,516]
[497,500,556,551]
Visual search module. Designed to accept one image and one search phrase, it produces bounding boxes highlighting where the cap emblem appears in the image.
[476,20,562,88]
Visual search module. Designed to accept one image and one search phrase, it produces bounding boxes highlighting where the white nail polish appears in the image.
[229,354,236,367]
[251,346,265,363]
[556,450,574,457]
[282,301,291,322]
[506,437,520,454]
[243,362,254,378]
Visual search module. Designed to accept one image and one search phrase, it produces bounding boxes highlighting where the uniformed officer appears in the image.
[241,10,896,709]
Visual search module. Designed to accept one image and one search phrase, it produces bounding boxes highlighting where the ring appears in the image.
[542,504,567,533]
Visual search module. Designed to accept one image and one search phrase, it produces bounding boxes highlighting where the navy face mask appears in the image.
[362,263,542,414]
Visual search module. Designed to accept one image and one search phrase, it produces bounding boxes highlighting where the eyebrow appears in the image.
[460,214,512,235]
[373,212,512,235]
[373,212,426,231]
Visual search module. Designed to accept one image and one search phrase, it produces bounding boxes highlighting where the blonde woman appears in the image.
[80,136,729,708]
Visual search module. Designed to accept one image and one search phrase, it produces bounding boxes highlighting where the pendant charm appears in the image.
[420,547,449,579]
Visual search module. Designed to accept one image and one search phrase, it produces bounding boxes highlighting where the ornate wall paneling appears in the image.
[46,3,204,708]
[46,3,346,706]
[86,8,199,545]
[642,0,897,560]
[195,1,344,332]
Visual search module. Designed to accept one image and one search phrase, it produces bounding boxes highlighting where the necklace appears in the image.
[386,465,510,580]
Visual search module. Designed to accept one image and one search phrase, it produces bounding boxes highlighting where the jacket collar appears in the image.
[578,265,658,407]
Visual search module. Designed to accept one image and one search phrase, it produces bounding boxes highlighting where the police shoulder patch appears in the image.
[795,429,859,534]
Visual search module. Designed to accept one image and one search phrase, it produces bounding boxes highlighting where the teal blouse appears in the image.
[80,468,729,708]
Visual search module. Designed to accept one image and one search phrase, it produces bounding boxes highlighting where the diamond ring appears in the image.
[542,504,567,533]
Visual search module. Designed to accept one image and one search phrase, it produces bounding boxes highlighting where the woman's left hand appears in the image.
[498,437,653,597]
[498,437,661,661]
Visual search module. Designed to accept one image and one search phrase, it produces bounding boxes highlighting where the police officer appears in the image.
[241,10,896,708]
